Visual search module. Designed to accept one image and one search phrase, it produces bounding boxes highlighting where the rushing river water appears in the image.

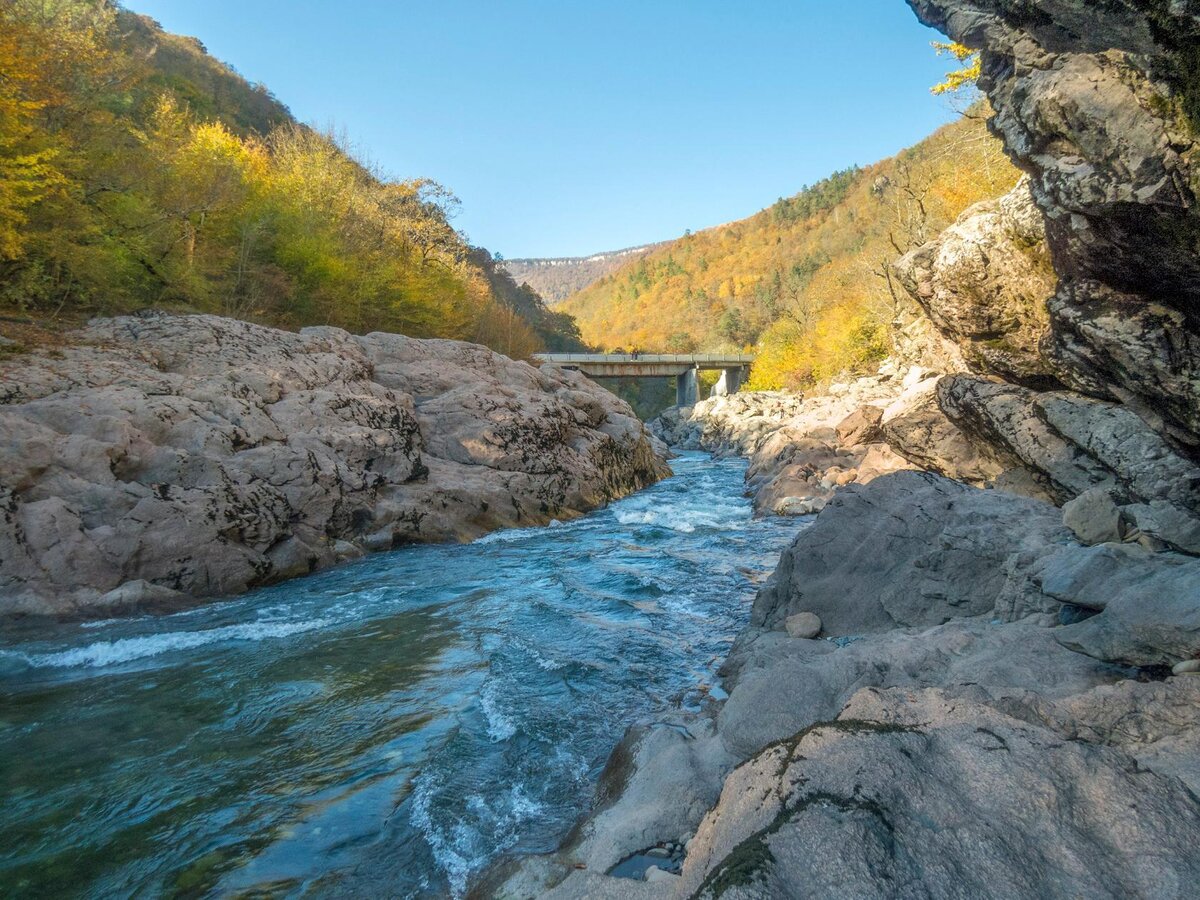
[0,453,806,898]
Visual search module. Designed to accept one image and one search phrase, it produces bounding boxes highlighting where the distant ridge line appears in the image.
[503,242,669,268]
[500,241,672,304]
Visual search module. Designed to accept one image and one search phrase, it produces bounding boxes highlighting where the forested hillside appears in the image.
[0,0,584,356]
[561,113,1020,388]
[502,243,667,304]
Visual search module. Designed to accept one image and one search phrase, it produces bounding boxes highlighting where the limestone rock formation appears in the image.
[907,0,1200,455]
[0,313,667,617]
[833,405,883,446]
[504,471,1200,899]
[894,177,1058,386]
[649,392,810,456]
[651,368,927,518]
[936,374,1200,551]
[878,374,1009,486]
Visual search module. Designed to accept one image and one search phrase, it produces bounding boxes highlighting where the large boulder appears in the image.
[680,687,1200,900]
[894,177,1058,386]
[1053,546,1200,666]
[716,616,1116,762]
[906,0,1200,454]
[751,471,1071,633]
[879,375,1009,486]
[0,314,667,617]
[1061,488,1125,545]
[937,374,1200,551]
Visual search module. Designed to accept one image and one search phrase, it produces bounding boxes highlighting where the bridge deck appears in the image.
[535,353,754,367]
[535,353,753,405]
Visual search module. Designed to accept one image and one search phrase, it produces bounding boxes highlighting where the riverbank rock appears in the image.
[0,313,668,618]
[936,375,1200,551]
[1062,488,1125,545]
[752,472,1071,633]
[649,392,809,456]
[879,374,1010,487]
[651,366,928,518]
[510,468,1200,898]
[784,612,821,639]
[679,687,1200,900]
[833,405,883,446]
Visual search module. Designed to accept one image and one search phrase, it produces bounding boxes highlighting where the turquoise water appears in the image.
[0,453,806,898]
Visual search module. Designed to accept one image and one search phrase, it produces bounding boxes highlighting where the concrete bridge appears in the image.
[535,353,754,406]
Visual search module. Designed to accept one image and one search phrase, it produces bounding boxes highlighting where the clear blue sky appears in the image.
[129,1,959,258]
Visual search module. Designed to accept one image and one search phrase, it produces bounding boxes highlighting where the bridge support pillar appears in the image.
[676,366,699,407]
[712,366,745,397]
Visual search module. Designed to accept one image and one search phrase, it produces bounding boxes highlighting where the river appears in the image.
[0,452,807,898]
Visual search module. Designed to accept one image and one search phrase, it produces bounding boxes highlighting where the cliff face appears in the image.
[0,313,668,618]
[501,244,666,305]
[908,0,1200,454]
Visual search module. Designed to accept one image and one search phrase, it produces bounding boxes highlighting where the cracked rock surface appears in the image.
[907,0,1200,455]
[0,313,668,617]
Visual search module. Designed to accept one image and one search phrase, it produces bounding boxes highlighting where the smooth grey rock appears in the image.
[752,471,1070,633]
[681,687,1200,900]
[1062,488,1124,545]
[717,618,1116,761]
[1044,676,1200,793]
[1123,501,1200,556]
[1055,550,1200,666]
[1035,542,1156,611]
[1173,660,1200,676]
[784,612,821,639]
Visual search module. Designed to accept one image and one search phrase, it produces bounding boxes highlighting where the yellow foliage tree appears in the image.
[0,2,584,355]
[931,42,981,95]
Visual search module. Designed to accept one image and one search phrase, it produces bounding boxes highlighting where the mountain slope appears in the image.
[560,113,1020,388]
[0,0,582,357]
[502,243,667,304]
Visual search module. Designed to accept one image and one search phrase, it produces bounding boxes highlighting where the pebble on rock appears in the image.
[1172,660,1200,676]
[786,611,822,639]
